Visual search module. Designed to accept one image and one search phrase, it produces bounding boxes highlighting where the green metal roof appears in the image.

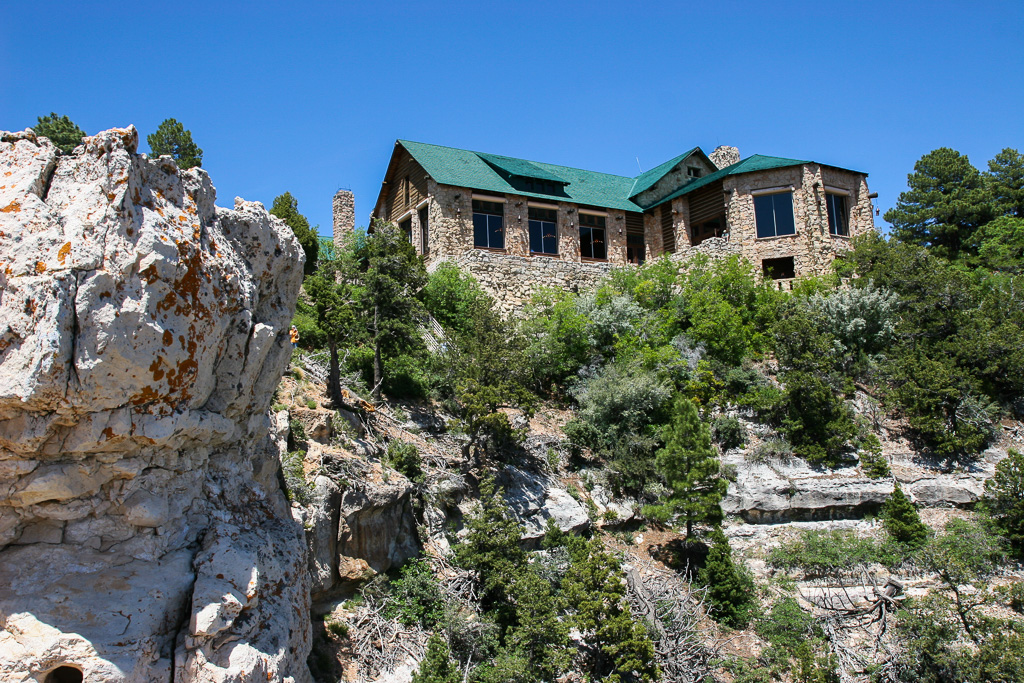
[476,152,568,184]
[394,141,864,214]
[628,147,700,198]
[644,155,812,210]
[398,140,643,212]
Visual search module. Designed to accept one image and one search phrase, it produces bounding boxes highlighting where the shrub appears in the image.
[756,597,820,650]
[281,450,311,505]
[324,616,349,638]
[804,283,899,363]
[422,263,493,337]
[712,415,747,451]
[748,438,794,464]
[980,449,1024,552]
[386,440,423,482]
[780,371,858,466]
[857,432,890,478]
[288,418,307,451]
[412,633,460,683]
[768,529,904,576]
[698,530,756,629]
[880,484,930,549]
[385,558,444,628]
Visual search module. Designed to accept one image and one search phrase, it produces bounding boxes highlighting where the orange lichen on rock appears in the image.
[1,200,21,213]
[162,329,173,346]
[35,261,46,273]
[58,242,71,265]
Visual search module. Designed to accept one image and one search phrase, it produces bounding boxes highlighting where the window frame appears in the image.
[528,205,559,256]
[753,191,797,239]
[825,191,849,237]
[579,212,607,261]
[472,198,505,250]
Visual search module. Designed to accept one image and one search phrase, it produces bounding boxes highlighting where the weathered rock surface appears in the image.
[497,465,590,543]
[0,128,309,682]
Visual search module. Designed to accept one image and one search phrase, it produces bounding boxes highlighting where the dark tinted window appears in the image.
[528,207,558,254]
[418,206,429,254]
[754,192,795,238]
[762,256,795,280]
[472,200,504,249]
[580,213,607,260]
[627,233,645,264]
[399,218,412,243]
[826,193,848,236]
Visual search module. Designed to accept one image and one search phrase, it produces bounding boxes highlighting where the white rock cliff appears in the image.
[0,128,310,682]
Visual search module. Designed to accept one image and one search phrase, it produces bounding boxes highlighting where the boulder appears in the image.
[0,128,309,682]
[498,465,590,544]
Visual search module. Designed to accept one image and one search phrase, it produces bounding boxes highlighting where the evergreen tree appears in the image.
[698,529,756,629]
[880,483,929,549]
[980,449,1024,552]
[147,118,203,169]
[32,113,85,154]
[648,396,727,538]
[780,370,858,466]
[506,569,570,680]
[986,147,1024,218]
[411,633,460,683]
[362,219,427,400]
[885,148,992,259]
[270,192,319,275]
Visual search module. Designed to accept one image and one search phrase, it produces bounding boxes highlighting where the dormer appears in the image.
[629,148,718,209]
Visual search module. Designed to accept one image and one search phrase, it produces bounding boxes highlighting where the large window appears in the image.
[418,206,429,254]
[473,199,504,249]
[579,213,607,260]
[627,233,645,264]
[826,193,849,236]
[528,207,558,255]
[754,192,796,238]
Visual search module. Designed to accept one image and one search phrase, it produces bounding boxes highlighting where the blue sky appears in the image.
[2,1,1022,237]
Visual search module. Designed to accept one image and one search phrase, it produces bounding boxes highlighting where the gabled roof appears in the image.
[645,154,812,210]
[397,140,644,212]
[628,148,698,198]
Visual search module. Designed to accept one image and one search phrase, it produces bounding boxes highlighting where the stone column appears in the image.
[332,189,355,251]
[710,145,741,169]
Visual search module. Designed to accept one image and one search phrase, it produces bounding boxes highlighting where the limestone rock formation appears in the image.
[0,128,309,682]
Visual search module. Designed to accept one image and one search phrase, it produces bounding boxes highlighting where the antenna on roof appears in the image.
[636,157,643,173]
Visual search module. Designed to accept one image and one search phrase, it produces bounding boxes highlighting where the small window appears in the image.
[472,199,505,249]
[754,192,796,238]
[826,193,849,236]
[687,166,702,179]
[399,218,412,243]
[762,256,795,280]
[627,233,645,265]
[579,213,607,260]
[528,207,558,255]
[418,206,429,255]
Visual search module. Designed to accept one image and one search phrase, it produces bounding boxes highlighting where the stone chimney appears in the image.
[332,189,355,251]
[710,145,741,170]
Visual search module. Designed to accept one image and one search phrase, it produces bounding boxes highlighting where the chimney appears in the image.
[710,145,741,170]
[332,189,355,251]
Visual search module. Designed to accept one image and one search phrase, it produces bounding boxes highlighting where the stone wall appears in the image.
[0,128,310,683]
[332,189,354,250]
[710,145,741,169]
[433,251,613,317]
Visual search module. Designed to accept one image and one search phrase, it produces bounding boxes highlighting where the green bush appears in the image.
[780,371,858,466]
[857,432,890,478]
[324,616,349,638]
[421,262,494,337]
[712,415,747,451]
[756,597,820,650]
[281,450,311,505]
[768,529,905,576]
[385,558,444,628]
[386,440,423,482]
[698,530,756,629]
[748,438,794,464]
[288,418,307,451]
[880,484,930,549]
[980,448,1024,551]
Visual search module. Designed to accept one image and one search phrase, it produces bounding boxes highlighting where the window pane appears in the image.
[834,195,848,235]
[772,193,795,236]
[489,214,504,249]
[754,195,776,238]
[474,213,489,247]
[543,222,557,254]
[592,228,606,259]
[529,220,543,253]
[580,226,592,258]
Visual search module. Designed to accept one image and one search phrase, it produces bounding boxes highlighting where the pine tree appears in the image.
[698,529,755,629]
[650,396,727,538]
[270,192,319,275]
[884,148,992,259]
[411,633,460,683]
[147,118,203,169]
[33,113,85,154]
[880,483,929,549]
[986,148,1024,218]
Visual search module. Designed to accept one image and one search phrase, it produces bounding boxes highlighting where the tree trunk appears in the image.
[686,518,693,539]
[327,336,341,406]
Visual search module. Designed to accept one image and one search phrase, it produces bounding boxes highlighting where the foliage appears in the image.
[521,288,595,391]
[385,558,444,628]
[803,283,898,375]
[711,415,747,451]
[697,530,756,629]
[748,438,794,464]
[281,450,311,505]
[885,147,992,259]
[386,440,423,483]
[33,113,85,154]
[857,433,890,478]
[559,535,659,682]
[980,449,1024,551]
[270,192,319,275]
[412,633,461,683]
[880,484,929,549]
[972,216,1024,273]
[986,147,1024,219]
[422,262,494,337]
[146,118,203,169]
[646,396,726,537]
[756,598,819,650]
[780,371,857,466]
[767,529,905,576]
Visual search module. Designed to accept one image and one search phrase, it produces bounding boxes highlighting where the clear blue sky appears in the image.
[3,1,1021,238]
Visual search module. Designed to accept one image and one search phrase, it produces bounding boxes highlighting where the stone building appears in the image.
[345,140,875,313]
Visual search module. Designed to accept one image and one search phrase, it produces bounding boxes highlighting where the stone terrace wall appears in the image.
[435,250,613,316]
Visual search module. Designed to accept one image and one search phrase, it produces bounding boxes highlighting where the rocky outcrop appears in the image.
[0,128,308,682]
[497,465,590,544]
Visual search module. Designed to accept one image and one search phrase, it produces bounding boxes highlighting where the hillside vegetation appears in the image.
[285,148,1024,682]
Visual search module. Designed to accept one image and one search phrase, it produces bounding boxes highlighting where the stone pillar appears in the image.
[710,145,741,169]
[332,189,355,251]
